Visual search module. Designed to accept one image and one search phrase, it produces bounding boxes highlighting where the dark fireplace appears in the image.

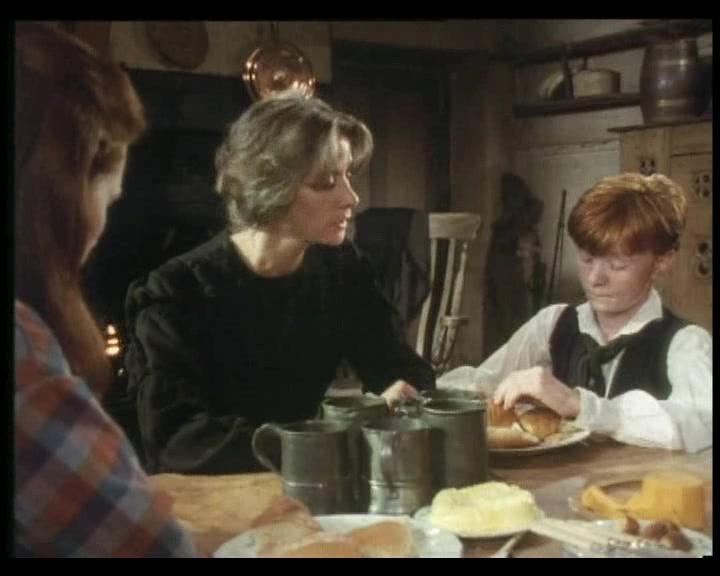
[83,69,252,330]
[83,70,252,448]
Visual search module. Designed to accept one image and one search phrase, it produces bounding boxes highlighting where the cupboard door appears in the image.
[620,128,671,177]
[669,153,713,333]
[671,122,712,156]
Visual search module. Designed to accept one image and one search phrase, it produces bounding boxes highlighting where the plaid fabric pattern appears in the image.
[14,300,198,557]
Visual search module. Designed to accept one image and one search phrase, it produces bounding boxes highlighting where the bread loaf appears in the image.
[150,472,282,555]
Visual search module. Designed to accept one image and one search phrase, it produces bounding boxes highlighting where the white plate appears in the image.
[414,506,544,539]
[490,425,591,456]
[563,519,713,558]
[214,514,462,558]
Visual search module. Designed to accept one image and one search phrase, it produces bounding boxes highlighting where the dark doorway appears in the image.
[329,41,454,212]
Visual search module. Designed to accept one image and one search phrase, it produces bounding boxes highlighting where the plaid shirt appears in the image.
[14,300,198,557]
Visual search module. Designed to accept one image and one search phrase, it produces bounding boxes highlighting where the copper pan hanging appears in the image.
[243,22,317,101]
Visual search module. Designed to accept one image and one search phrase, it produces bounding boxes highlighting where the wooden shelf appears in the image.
[513,19,712,67]
[608,114,713,133]
[513,93,641,118]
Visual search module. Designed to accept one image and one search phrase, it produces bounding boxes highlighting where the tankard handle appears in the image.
[251,422,282,474]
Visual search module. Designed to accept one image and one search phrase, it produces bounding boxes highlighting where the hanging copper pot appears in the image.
[243,23,316,101]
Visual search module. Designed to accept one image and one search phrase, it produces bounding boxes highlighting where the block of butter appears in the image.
[429,481,542,536]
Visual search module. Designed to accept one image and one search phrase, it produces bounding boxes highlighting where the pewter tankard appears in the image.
[419,399,489,490]
[251,420,355,514]
[359,417,433,515]
[320,396,389,510]
[320,396,389,423]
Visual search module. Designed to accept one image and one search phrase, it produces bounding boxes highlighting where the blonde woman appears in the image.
[125,94,435,474]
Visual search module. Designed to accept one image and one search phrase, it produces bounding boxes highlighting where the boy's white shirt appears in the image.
[438,289,712,452]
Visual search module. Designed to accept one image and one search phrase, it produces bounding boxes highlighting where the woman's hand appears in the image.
[380,380,420,407]
[492,366,581,419]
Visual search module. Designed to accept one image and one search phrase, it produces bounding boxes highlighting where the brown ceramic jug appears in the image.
[640,37,704,124]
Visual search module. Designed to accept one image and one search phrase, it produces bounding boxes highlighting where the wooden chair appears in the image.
[415,212,482,374]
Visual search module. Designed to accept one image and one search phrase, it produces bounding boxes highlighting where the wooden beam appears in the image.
[514,19,712,67]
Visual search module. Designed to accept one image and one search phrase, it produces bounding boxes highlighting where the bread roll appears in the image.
[150,472,282,554]
[488,425,540,449]
[488,402,518,427]
[347,520,417,558]
[262,531,364,558]
[517,407,561,439]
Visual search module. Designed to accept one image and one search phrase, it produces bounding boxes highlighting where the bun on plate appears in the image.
[488,425,540,449]
[246,497,419,557]
[347,520,417,558]
[261,519,417,558]
[488,402,518,427]
[261,531,365,558]
[517,407,562,440]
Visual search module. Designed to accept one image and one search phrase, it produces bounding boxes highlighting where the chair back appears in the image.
[415,212,482,373]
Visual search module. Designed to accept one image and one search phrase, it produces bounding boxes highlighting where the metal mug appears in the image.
[319,395,389,423]
[251,420,355,514]
[419,398,489,490]
[359,417,433,515]
[393,388,485,418]
[319,396,389,510]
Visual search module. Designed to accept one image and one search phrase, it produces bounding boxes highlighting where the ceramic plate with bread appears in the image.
[487,403,590,454]
[214,496,462,558]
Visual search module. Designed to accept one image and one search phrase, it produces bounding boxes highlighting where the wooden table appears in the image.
[464,435,713,558]
[152,435,712,558]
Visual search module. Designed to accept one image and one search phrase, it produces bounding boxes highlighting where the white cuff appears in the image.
[574,387,621,435]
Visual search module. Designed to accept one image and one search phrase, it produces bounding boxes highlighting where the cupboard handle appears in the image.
[694,239,712,279]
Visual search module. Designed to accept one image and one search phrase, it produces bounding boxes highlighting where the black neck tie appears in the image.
[575,333,637,397]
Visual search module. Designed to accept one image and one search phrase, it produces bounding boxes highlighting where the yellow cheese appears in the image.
[580,485,627,519]
[625,470,706,530]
